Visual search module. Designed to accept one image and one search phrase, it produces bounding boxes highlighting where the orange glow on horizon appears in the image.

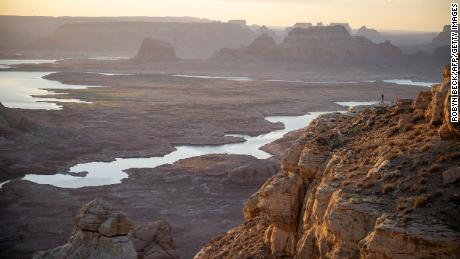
[0,0,450,31]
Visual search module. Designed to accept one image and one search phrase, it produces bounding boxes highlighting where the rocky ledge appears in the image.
[33,199,178,259]
[195,67,460,258]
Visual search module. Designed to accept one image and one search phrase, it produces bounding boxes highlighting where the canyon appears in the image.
[195,67,460,258]
[0,15,456,259]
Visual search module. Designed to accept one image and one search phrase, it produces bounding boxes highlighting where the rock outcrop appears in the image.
[355,26,383,43]
[33,199,178,259]
[195,67,460,258]
[423,65,460,139]
[130,221,179,259]
[213,25,403,64]
[432,25,450,47]
[133,38,178,63]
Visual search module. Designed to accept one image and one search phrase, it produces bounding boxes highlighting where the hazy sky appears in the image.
[0,0,450,31]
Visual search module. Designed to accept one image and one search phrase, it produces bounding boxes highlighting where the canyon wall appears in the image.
[195,67,460,258]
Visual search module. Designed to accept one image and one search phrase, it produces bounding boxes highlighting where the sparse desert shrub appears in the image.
[366,144,377,151]
[387,152,399,160]
[419,171,429,177]
[396,204,406,211]
[403,123,414,132]
[386,127,398,137]
[438,152,460,163]
[400,184,410,191]
[411,113,425,123]
[349,162,361,170]
[403,208,413,215]
[428,164,442,173]
[414,195,429,208]
[382,183,395,193]
[342,181,351,187]
[420,144,430,152]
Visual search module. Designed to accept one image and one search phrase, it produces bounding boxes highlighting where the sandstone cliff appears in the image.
[33,199,179,259]
[195,66,460,258]
[133,38,178,63]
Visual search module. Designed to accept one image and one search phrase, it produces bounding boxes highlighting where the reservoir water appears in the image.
[0,63,433,189]
[20,111,334,188]
[0,71,94,110]
[173,74,438,87]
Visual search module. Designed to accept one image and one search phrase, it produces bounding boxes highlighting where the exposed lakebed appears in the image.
[20,111,332,188]
[0,63,434,189]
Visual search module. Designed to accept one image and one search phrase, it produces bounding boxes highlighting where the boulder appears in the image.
[129,221,178,259]
[33,199,136,259]
[33,199,178,259]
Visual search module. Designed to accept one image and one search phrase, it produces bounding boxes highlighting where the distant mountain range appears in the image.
[0,16,448,60]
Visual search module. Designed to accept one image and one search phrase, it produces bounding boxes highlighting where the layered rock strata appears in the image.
[195,67,460,258]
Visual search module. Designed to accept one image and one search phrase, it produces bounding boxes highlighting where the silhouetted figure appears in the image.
[381,93,384,103]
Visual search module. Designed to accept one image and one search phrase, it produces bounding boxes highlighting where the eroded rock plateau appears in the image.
[195,67,460,258]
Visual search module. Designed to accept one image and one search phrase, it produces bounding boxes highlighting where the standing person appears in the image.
[381,93,384,103]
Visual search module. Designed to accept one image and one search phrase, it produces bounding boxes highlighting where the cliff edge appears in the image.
[195,66,460,258]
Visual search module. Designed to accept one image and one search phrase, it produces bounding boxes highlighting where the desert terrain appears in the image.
[0,69,427,258]
[0,13,455,259]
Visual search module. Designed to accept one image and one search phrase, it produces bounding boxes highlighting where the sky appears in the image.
[0,0,451,31]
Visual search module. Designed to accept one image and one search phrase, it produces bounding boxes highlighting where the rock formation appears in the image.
[213,25,402,64]
[133,38,178,63]
[355,26,383,43]
[432,25,450,47]
[222,159,279,186]
[130,221,179,259]
[195,67,460,258]
[424,65,460,139]
[0,102,33,139]
[214,33,278,61]
[33,199,178,259]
